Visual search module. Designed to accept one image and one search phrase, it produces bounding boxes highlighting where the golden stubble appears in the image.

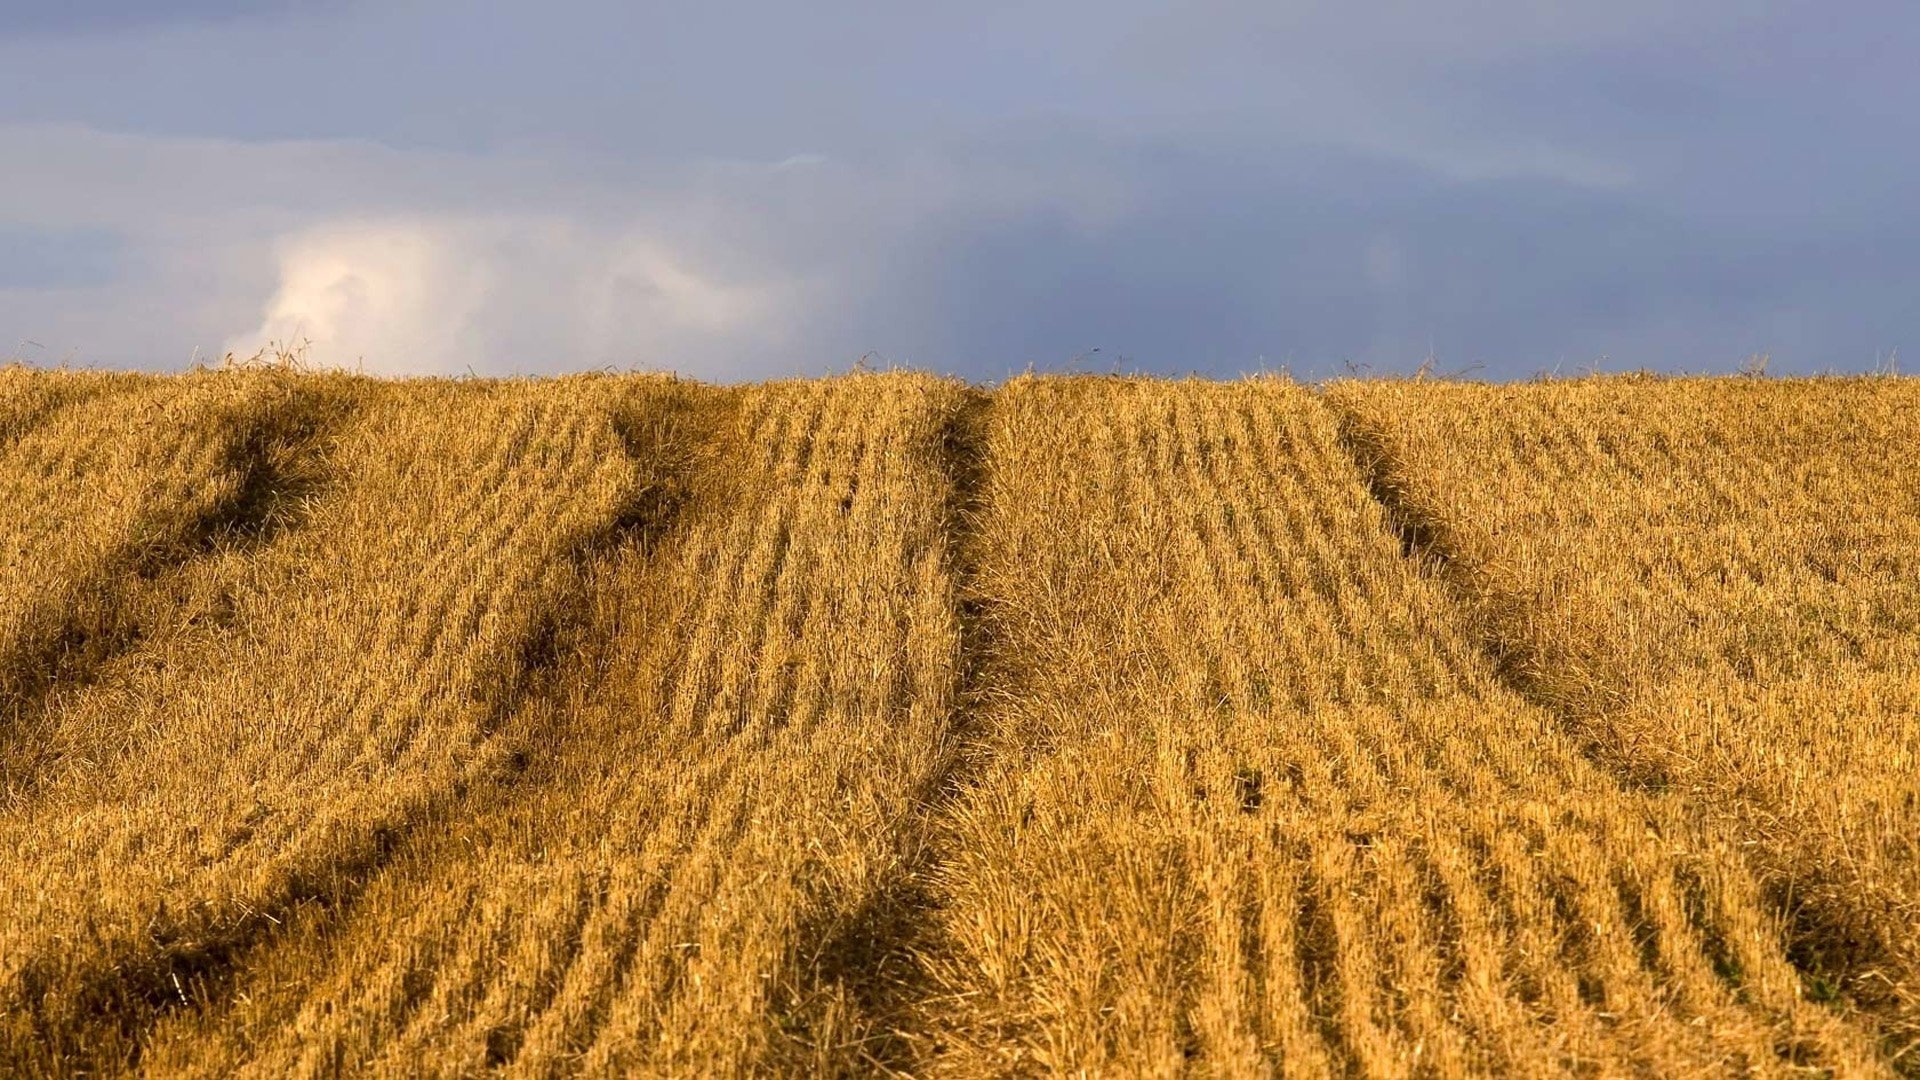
[0,367,1913,1077]
[1330,374,1920,1063]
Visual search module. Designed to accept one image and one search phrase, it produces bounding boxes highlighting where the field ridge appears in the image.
[1,376,346,798]
[2,367,1915,1077]
[1327,376,1920,1072]
[785,387,996,1074]
[1,378,701,1072]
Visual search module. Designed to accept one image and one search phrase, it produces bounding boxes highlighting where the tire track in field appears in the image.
[133,378,962,1077]
[316,388,736,1074]
[0,381,347,798]
[0,385,708,1077]
[305,388,760,1076]
[136,389,713,1067]
[0,369,137,451]
[773,386,993,1075]
[1328,403,1644,770]
[1324,389,1903,1072]
[902,379,1879,1076]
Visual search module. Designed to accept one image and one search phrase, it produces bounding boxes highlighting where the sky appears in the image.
[1,1,1914,381]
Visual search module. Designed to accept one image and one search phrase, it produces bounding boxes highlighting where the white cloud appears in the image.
[231,221,488,374]
[0,123,1144,377]
[225,216,805,376]
[7,109,1906,381]
[0,127,862,376]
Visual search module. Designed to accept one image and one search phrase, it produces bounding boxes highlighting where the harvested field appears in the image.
[1,365,1914,1077]
[1329,378,1920,1059]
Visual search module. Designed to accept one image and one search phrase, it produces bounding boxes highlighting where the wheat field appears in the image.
[1,365,1914,1078]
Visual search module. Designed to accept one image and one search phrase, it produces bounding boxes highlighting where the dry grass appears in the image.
[1,371,681,1071]
[914,376,1882,1077]
[0,367,1915,1077]
[0,365,137,447]
[1328,376,1920,1063]
[136,373,971,1077]
[0,369,335,794]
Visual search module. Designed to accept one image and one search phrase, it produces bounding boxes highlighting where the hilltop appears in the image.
[2,366,1917,1076]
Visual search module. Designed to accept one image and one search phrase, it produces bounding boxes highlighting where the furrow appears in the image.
[1326,376,1920,1068]
[0,379,690,1076]
[137,374,971,1078]
[1,374,347,798]
[907,376,1878,1076]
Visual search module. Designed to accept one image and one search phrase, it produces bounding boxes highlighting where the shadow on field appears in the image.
[3,385,727,1077]
[1324,391,1920,1074]
[773,387,997,1075]
[0,385,354,801]
[0,377,132,453]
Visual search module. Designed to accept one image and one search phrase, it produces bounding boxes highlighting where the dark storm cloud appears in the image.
[0,1,1914,377]
[0,1,340,35]
[0,226,123,290]
[862,138,1915,379]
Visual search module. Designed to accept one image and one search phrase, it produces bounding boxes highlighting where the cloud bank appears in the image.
[2,2,1914,378]
[228,217,802,377]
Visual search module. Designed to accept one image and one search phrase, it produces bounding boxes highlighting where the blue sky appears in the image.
[1,1,1913,379]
